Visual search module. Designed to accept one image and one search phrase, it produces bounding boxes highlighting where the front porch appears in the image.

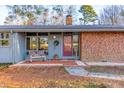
[25,32,80,60]
[8,28,81,63]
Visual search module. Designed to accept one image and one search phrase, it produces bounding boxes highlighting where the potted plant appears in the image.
[53,54,59,59]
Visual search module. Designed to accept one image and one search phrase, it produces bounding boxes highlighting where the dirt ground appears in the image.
[0,66,124,88]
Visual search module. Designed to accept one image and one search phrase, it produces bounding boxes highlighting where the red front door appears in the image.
[63,35,72,56]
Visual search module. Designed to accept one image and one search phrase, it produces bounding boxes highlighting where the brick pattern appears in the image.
[66,15,72,25]
[80,32,124,62]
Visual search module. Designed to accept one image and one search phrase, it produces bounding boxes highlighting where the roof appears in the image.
[0,25,124,32]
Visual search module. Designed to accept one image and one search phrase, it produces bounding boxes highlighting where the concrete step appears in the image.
[65,67,89,76]
[75,60,89,67]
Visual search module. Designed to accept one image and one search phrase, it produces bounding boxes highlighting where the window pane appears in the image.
[1,40,9,46]
[26,37,30,50]
[39,37,48,50]
[0,33,1,39]
[50,32,61,35]
[26,32,37,36]
[63,32,72,35]
[30,37,37,50]
[1,33,4,39]
[73,35,79,56]
[38,32,48,36]
[0,33,9,39]
[73,35,78,43]
[0,40,1,46]
[5,33,9,39]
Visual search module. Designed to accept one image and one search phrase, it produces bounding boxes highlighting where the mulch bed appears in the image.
[0,66,124,87]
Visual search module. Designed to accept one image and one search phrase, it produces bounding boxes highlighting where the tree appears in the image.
[4,15,16,25]
[79,5,97,25]
[39,8,50,25]
[66,5,76,16]
[51,5,78,25]
[100,5,123,25]
[51,5,65,25]
[4,5,44,25]
[52,5,64,16]
[65,5,77,24]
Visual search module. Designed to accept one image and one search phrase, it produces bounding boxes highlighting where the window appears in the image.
[63,32,79,57]
[30,37,37,50]
[0,33,10,47]
[26,32,48,51]
[26,37,30,50]
[38,37,48,50]
[26,37,37,50]
[73,34,79,56]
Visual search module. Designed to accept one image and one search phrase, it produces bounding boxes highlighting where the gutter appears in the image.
[2,28,124,32]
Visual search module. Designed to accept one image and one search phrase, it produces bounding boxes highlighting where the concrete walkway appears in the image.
[65,66,124,81]
[86,62,124,66]
[65,67,89,76]
[75,60,124,66]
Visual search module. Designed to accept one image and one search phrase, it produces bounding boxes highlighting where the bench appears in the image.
[29,51,47,62]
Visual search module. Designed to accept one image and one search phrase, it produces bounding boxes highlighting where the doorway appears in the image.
[48,33,62,59]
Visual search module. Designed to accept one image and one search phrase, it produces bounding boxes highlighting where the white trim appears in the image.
[11,64,64,67]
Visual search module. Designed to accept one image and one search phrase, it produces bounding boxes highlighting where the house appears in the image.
[1,24,124,63]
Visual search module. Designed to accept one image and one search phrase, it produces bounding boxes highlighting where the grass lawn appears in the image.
[0,63,12,70]
[85,66,124,75]
[0,64,124,88]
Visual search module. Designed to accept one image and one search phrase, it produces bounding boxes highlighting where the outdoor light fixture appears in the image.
[53,35,56,39]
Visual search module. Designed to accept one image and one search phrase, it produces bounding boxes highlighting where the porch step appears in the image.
[75,60,88,67]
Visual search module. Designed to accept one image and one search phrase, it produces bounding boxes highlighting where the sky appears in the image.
[0,6,8,25]
[0,5,104,25]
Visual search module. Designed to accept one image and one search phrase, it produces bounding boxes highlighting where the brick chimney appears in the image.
[66,15,72,25]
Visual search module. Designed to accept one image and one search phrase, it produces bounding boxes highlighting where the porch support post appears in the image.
[62,32,63,59]
[10,30,15,64]
[48,32,50,60]
[37,32,38,51]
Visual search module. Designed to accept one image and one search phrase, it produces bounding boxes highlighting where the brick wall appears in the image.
[80,32,124,62]
[66,15,72,25]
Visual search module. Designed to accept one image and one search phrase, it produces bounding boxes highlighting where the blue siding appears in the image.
[12,33,25,63]
[0,47,12,63]
[0,34,13,63]
[14,33,26,63]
